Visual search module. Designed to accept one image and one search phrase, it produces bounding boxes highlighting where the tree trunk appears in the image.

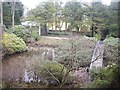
[91,24,94,37]
[76,26,79,33]
[65,22,67,30]
[0,1,3,82]
[0,1,3,26]
[52,23,53,30]
[59,21,63,31]
[55,18,57,30]
[58,20,61,30]
[44,23,47,35]
[91,30,94,37]
[12,1,16,28]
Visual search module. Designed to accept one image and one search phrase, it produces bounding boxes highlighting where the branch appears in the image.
[60,68,71,87]
[90,53,101,64]
[85,52,102,67]
[45,67,60,84]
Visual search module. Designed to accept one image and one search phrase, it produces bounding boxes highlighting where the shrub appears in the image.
[48,31,68,36]
[88,79,109,88]
[108,24,118,38]
[89,64,120,88]
[0,82,2,89]
[104,37,119,47]
[95,34,101,41]
[55,36,94,68]
[34,61,68,86]
[103,37,119,64]
[2,33,27,54]
[11,26,31,42]
[31,32,40,41]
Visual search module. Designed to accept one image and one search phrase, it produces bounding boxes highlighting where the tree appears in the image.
[27,2,56,32]
[86,2,110,37]
[54,1,63,30]
[2,1,24,28]
[107,2,118,37]
[108,2,118,24]
[63,2,85,32]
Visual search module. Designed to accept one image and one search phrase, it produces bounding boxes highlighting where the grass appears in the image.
[36,36,68,46]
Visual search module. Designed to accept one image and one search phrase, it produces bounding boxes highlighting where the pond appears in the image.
[2,46,55,83]
[2,46,89,88]
[1,36,95,87]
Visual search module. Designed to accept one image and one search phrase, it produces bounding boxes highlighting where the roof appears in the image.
[21,21,39,26]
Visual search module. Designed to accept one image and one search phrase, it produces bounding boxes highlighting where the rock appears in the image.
[48,80,58,86]
[26,37,35,43]
[46,49,53,60]
[90,40,105,70]
[43,48,55,61]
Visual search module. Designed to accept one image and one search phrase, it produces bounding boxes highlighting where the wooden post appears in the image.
[38,24,41,35]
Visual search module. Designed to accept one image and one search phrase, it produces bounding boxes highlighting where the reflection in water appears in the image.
[2,47,55,83]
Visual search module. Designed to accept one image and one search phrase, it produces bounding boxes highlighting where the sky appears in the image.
[20,0,111,10]
[20,0,112,16]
